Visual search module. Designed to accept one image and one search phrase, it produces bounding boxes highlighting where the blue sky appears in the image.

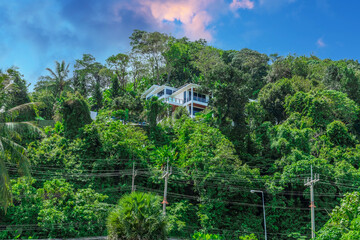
[0,0,359,90]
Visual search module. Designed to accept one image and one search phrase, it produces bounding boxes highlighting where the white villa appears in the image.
[141,83,210,117]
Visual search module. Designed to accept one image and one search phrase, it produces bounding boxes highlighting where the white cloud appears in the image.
[230,0,255,10]
[317,38,326,47]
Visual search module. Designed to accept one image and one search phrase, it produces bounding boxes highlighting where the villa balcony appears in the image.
[192,96,208,103]
[183,96,208,105]
[165,97,184,105]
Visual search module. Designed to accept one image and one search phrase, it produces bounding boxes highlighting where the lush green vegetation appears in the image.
[1,30,360,239]
[107,192,167,240]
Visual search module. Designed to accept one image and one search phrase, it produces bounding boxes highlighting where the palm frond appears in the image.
[6,102,42,114]
[0,155,11,212]
[4,82,15,90]
[46,67,58,80]
[2,122,44,138]
[0,102,43,124]
[0,137,30,176]
[64,63,70,76]
[0,139,4,152]
[34,78,57,94]
[0,124,21,141]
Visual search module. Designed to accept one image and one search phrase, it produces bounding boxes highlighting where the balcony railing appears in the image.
[165,96,208,105]
[184,96,208,103]
[165,97,184,105]
[193,96,208,103]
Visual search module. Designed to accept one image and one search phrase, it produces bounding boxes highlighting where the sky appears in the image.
[1,0,360,90]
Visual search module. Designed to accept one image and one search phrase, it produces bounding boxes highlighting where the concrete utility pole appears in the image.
[162,160,172,215]
[131,162,137,192]
[304,165,320,239]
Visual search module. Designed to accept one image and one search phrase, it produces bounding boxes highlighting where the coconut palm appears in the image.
[0,77,42,211]
[143,96,171,128]
[0,103,42,211]
[37,60,71,98]
[107,192,167,240]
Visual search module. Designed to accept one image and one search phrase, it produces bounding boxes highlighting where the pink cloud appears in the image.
[317,38,326,47]
[230,0,255,10]
[138,0,214,41]
[183,11,212,40]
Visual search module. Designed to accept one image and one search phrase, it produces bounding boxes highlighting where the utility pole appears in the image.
[132,162,137,192]
[162,160,172,215]
[304,165,320,239]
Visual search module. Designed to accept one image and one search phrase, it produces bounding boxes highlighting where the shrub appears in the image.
[107,192,167,240]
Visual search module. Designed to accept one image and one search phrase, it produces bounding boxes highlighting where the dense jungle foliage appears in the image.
[1,30,360,239]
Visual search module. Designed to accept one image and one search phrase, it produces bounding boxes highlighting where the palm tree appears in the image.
[107,192,167,240]
[143,97,171,128]
[0,103,42,211]
[0,77,42,211]
[38,60,71,98]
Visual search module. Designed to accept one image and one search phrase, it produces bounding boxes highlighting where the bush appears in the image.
[239,233,258,240]
[192,232,223,240]
[327,121,354,147]
[107,192,167,240]
[61,92,92,139]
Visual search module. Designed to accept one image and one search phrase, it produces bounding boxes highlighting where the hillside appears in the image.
[1,30,360,239]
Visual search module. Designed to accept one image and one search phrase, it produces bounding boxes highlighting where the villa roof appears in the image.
[142,83,204,98]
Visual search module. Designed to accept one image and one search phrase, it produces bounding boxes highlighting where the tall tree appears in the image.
[73,54,106,97]
[37,60,71,98]
[3,68,31,109]
[341,67,360,104]
[323,64,342,90]
[201,63,248,129]
[199,62,249,152]
[266,57,292,82]
[130,30,169,83]
[129,52,149,91]
[230,48,269,97]
[0,79,41,211]
[162,37,205,86]
[106,53,129,91]
[92,82,103,111]
[110,75,120,99]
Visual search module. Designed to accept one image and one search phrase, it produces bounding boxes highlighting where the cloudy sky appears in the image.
[0,0,359,89]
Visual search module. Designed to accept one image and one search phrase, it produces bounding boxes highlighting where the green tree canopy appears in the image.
[60,92,92,139]
[317,192,360,240]
[285,90,359,129]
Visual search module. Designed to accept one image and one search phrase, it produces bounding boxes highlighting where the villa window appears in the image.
[157,90,164,97]
[193,92,206,102]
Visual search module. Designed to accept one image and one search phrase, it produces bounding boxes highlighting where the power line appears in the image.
[7,166,353,198]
